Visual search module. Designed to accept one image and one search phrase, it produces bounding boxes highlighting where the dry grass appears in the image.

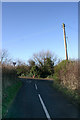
[54,60,80,94]
[53,60,80,107]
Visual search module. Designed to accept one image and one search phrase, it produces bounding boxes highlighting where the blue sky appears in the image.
[2,2,78,63]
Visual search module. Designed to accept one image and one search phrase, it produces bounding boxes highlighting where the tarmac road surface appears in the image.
[5,78,80,119]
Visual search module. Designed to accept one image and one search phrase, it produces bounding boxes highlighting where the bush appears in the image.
[2,64,18,89]
[16,65,29,76]
[53,60,80,92]
[30,65,39,77]
[53,81,80,107]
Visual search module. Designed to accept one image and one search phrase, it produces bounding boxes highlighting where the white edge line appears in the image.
[35,83,37,90]
[38,94,51,120]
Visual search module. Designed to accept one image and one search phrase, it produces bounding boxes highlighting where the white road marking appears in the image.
[35,83,38,90]
[38,94,51,120]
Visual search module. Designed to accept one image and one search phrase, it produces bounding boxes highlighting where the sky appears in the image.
[2,2,78,63]
[78,2,80,60]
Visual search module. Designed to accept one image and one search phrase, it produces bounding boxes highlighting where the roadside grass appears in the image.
[2,80,22,118]
[53,81,80,109]
[52,60,80,109]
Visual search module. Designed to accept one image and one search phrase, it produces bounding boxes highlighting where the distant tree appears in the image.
[16,64,29,76]
[1,49,12,65]
[31,50,56,78]
[33,50,56,66]
[16,59,26,66]
[38,57,54,78]
[16,60,29,76]
[28,59,35,68]
[44,57,54,75]
[30,65,39,77]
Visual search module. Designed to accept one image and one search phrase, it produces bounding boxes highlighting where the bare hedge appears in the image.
[2,64,18,89]
[54,60,80,93]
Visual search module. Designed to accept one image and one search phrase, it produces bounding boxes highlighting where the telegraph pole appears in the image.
[63,23,68,60]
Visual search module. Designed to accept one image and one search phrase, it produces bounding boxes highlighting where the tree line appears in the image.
[1,49,60,78]
[15,50,58,78]
[1,49,80,93]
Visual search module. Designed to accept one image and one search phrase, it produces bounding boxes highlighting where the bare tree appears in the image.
[1,49,12,65]
[28,59,35,67]
[33,50,57,66]
[16,59,26,66]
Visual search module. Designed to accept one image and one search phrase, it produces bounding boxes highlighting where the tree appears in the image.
[16,60,30,76]
[33,50,56,66]
[30,65,39,77]
[44,57,54,75]
[16,59,26,66]
[38,57,54,78]
[1,49,12,65]
[28,59,35,68]
[16,64,29,76]
[31,50,55,78]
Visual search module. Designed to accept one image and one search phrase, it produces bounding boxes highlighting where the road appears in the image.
[5,78,80,119]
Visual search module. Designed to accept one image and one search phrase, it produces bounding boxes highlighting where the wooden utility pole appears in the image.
[63,23,68,60]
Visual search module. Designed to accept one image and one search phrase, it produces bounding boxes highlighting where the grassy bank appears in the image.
[2,80,22,118]
[53,60,80,91]
[53,81,80,109]
[51,60,80,108]
[2,64,18,89]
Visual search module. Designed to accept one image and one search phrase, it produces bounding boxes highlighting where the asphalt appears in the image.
[5,78,80,119]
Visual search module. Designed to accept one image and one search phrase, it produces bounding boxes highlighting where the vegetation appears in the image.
[53,81,80,108]
[2,81,22,118]
[53,60,79,91]
[28,50,56,78]
[14,50,56,78]
[0,61,2,119]
[53,60,80,108]
[14,49,80,107]
[1,49,80,116]
[1,50,22,118]
[2,64,18,89]
[16,64,29,76]
[30,65,40,77]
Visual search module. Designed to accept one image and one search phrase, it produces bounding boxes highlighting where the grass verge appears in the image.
[2,80,22,118]
[53,81,80,109]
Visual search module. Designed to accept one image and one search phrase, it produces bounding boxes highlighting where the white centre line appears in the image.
[35,83,38,90]
[38,94,52,120]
